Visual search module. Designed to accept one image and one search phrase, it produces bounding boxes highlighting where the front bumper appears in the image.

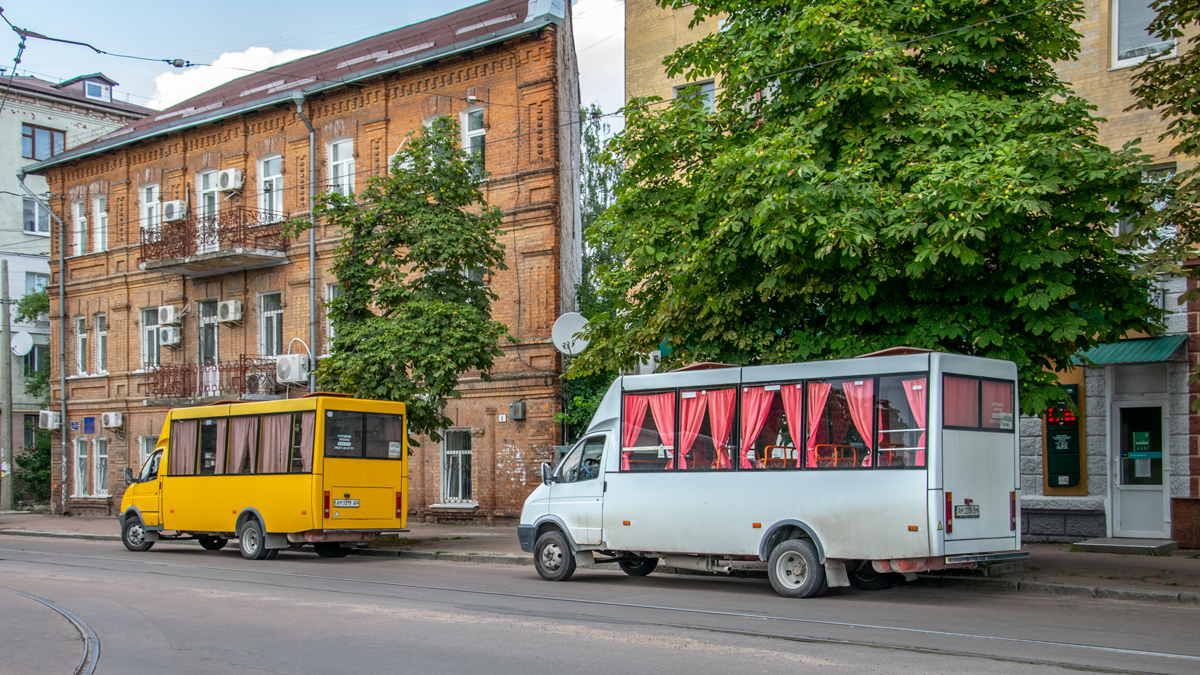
[517,524,536,552]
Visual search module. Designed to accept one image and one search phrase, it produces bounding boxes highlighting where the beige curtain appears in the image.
[171,419,198,475]
[213,418,228,474]
[260,414,291,474]
[299,412,315,472]
[228,417,259,474]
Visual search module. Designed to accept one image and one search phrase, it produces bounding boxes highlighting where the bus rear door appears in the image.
[322,409,405,528]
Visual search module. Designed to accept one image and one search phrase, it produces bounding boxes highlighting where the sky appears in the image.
[1,0,624,125]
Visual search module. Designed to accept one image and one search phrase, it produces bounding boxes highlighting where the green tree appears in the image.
[303,117,509,444]
[574,0,1164,414]
[13,288,51,502]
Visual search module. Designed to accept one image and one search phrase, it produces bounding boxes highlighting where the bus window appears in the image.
[943,375,981,428]
[876,376,926,468]
[170,419,199,475]
[557,437,604,482]
[740,384,801,470]
[806,379,873,468]
[679,388,735,471]
[289,412,315,472]
[228,416,259,474]
[261,413,293,473]
[621,392,675,471]
[198,418,228,475]
[365,413,405,459]
[139,449,162,481]
[324,410,364,458]
[981,380,1014,431]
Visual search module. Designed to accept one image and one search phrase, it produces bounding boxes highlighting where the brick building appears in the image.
[623,0,1200,543]
[23,0,581,522]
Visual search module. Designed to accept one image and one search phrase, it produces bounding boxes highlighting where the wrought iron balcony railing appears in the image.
[145,356,279,400]
[139,206,289,270]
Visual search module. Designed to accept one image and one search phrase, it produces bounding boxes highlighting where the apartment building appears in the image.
[24,0,582,521]
[623,0,1199,544]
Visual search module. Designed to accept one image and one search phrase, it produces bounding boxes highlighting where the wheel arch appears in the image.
[759,519,825,563]
[235,508,266,536]
[532,515,578,552]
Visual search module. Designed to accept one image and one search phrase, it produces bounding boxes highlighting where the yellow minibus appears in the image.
[118,394,407,559]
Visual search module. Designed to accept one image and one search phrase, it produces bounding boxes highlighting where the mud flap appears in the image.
[824,559,850,587]
[574,550,595,568]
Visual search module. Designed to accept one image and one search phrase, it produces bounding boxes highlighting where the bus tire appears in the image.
[847,565,901,591]
[264,548,279,560]
[238,519,271,560]
[122,516,154,552]
[533,530,576,581]
[768,539,825,598]
[618,556,659,577]
[198,537,228,551]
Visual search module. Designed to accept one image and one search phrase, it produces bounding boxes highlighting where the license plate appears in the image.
[333,499,359,508]
[954,504,980,519]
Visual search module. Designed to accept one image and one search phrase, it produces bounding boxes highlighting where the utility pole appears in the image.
[1,259,11,511]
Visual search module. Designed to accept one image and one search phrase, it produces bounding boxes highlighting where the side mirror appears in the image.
[124,468,136,484]
[540,462,552,485]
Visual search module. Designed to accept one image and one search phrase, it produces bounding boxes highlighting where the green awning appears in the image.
[1076,335,1187,365]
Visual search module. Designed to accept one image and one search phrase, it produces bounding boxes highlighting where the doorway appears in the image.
[198,300,219,396]
[1112,402,1171,538]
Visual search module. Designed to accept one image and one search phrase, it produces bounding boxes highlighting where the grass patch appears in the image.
[366,535,427,549]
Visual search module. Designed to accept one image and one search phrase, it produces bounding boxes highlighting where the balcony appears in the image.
[140,206,289,277]
[145,356,280,402]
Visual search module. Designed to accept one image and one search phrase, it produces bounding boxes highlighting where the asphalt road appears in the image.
[0,536,1197,675]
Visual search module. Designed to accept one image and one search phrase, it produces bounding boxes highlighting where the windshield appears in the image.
[139,450,162,482]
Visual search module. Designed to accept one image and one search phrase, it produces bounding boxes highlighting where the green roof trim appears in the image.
[1076,335,1187,365]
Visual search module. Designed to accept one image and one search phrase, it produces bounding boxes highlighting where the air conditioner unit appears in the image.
[101,412,124,429]
[275,354,310,385]
[159,326,182,347]
[158,305,182,326]
[218,300,242,323]
[38,410,61,430]
[217,168,243,191]
[162,200,188,222]
[245,373,273,395]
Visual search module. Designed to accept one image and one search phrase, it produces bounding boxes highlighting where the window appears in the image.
[138,436,157,469]
[24,344,48,378]
[198,418,227,475]
[21,124,65,160]
[74,316,88,376]
[259,413,314,473]
[875,375,927,468]
[84,80,110,101]
[24,415,37,449]
[24,272,48,296]
[74,438,89,496]
[556,436,604,483]
[441,428,473,503]
[22,198,50,234]
[323,410,405,460]
[138,449,162,482]
[806,379,874,468]
[260,156,284,220]
[1117,164,1176,236]
[325,283,341,352]
[228,416,259,474]
[198,170,219,219]
[93,196,108,252]
[1113,0,1176,68]
[740,383,800,470]
[141,184,160,240]
[141,308,160,369]
[72,201,87,256]
[260,293,283,357]
[94,438,109,495]
[943,375,1014,432]
[94,313,107,373]
[169,419,198,475]
[674,80,716,112]
[620,391,676,471]
[329,139,355,196]
[676,388,735,471]
[462,108,485,168]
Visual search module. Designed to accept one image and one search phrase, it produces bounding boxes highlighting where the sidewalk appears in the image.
[2,511,1196,603]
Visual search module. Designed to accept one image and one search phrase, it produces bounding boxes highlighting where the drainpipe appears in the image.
[292,91,316,393]
[18,172,67,512]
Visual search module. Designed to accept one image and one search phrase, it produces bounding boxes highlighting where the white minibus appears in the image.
[518,349,1028,597]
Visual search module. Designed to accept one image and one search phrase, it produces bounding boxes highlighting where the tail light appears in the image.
[395,491,403,519]
[324,491,330,519]
[945,492,953,534]
[1010,491,1017,531]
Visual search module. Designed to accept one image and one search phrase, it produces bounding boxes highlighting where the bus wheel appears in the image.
[238,519,271,561]
[314,543,346,558]
[122,517,154,552]
[618,556,658,577]
[533,530,576,581]
[768,539,826,598]
[264,548,279,560]
[198,537,228,551]
[847,565,901,591]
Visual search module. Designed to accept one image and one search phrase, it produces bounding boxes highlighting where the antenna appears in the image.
[551,312,589,356]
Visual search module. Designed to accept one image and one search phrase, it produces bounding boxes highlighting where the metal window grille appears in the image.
[441,429,473,503]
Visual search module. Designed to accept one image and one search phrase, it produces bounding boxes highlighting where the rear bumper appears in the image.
[945,551,1029,565]
[286,529,407,544]
[517,524,536,552]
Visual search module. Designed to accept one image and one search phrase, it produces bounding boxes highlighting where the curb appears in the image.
[917,573,1198,604]
[0,529,121,542]
[353,548,533,566]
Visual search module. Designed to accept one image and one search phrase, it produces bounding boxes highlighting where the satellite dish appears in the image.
[10,331,32,356]
[552,312,589,356]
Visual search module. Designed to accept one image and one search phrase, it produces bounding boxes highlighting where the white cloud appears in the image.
[149,47,318,110]
[573,0,624,127]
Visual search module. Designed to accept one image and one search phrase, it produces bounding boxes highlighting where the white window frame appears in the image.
[22,198,51,235]
[197,170,220,219]
[93,195,108,252]
[329,138,355,197]
[461,106,485,166]
[138,435,157,468]
[141,307,160,369]
[259,154,284,220]
[440,428,475,504]
[74,437,89,496]
[84,80,111,102]
[141,184,161,239]
[72,201,87,256]
[25,272,48,296]
[674,80,716,112]
[1112,0,1177,69]
[74,315,88,376]
[94,437,109,496]
[324,283,342,354]
[95,312,108,374]
[260,292,283,358]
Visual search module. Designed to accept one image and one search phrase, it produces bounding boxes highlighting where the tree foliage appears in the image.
[573,0,1164,414]
[305,117,509,444]
[13,287,51,502]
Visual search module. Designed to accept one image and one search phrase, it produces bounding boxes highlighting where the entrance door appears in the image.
[550,435,606,545]
[1113,404,1171,538]
[198,301,219,396]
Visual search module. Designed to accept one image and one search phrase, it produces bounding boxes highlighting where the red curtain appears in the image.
[674,392,707,470]
[648,392,675,466]
[621,394,650,471]
[943,375,979,427]
[740,387,775,468]
[842,380,875,466]
[805,382,832,467]
[903,378,928,466]
[780,384,803,468]
[708,389,735,469]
